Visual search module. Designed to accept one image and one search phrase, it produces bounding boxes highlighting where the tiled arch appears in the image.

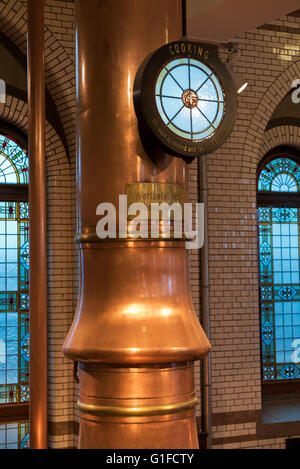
[0,0,76,158]
[242,59,300,172]
[259,125,300,160]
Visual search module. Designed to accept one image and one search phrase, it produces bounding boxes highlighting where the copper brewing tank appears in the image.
[63,0,211,449]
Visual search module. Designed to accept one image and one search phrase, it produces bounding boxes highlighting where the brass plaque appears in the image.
[126,183,185,210]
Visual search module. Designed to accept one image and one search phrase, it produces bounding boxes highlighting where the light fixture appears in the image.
[225,43,248,94]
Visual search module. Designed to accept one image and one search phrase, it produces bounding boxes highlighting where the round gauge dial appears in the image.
[155,58,225,142]
[134,41,237,159]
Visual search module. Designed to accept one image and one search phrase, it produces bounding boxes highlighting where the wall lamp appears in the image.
[225,43,248,94]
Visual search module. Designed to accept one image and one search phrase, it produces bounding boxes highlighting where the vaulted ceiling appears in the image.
[187,0,300,42]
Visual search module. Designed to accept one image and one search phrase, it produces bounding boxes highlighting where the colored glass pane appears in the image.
[0,421,29,449]
[0,201,29,402]
[258,156,300,381]
[258,205,300,381]
[258,157,300,193]
[0,134,28,185]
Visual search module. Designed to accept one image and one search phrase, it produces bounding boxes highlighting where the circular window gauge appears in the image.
[155,58,225,141]
[134,41,237,159]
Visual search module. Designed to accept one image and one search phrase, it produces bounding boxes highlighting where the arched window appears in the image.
[0,131,29,448]
[257,148,300,384]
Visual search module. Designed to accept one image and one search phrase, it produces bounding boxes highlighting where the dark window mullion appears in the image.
[258,193,300,208]
[0,185,28,202]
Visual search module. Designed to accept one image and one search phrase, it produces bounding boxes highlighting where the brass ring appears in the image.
[75,233,189,244]
[77,396,198,417]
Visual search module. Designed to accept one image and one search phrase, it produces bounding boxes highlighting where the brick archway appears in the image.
[242,59,300,174]
[259,125,300,160]
[0,0,76,158]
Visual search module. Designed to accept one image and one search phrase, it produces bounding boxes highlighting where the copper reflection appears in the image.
[64,241,210,364]
[63,0,210,449]
[77,363,199,449]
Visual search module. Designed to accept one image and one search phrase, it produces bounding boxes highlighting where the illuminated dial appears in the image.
[133,41,237,159]
[155,58,225,141]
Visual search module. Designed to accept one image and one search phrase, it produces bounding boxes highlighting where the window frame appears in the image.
[0,124,29,423]
[257,146,300,395]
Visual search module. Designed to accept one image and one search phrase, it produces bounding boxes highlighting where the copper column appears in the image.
[63,0,210,449]
[27,0,48,449]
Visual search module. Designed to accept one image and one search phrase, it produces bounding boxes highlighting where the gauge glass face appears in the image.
[155,58,225,141]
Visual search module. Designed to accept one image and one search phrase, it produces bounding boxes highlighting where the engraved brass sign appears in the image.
[126,182,185,223]
[126,182,184,209]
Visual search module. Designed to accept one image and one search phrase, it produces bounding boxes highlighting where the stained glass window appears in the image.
[0,133,29,449]
[258,157,300,193]
[0,201,29,402]
[0,134,28,185]
[155,58,225,141]
[258,155,300,381]
[0,421,29,449]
